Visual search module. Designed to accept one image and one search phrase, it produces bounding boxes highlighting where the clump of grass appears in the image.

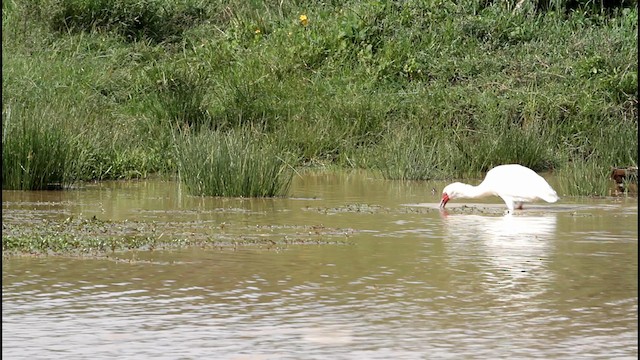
[619,171,638,195]
[2,103,90,190]
[175,128,296,197]
[556,159,614,196]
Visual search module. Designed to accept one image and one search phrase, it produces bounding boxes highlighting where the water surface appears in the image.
[3,171,638,359]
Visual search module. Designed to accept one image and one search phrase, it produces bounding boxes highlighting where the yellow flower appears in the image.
[299,14,308,26]
[255,28,261,34]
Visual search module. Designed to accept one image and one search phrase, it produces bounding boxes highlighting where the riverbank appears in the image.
[2,1,637,196]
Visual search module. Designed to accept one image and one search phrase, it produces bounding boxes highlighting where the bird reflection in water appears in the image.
[441,213,558,302]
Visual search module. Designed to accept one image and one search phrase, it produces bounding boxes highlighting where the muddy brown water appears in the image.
[2,171,638,359]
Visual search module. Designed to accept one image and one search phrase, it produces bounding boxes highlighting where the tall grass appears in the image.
[555,114,638,196]
[556,160,614,196]
[151,63,212,131]
[2,103,90,190]
[2,0,637,196]
[175,128,296,197]
[374,126,448,181]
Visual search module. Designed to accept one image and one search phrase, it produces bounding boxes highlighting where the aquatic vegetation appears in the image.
[556,160,615,197]
[175,128,296,197]
[1,216,353,257]
[303,203,389,215]
[1,105,91,190]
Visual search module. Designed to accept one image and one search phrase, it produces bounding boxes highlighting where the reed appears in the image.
[2,104,90,190]
[175,128,296,197]
[556,160,614,196]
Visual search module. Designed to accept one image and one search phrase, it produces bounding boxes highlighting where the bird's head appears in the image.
[439,182,465,208]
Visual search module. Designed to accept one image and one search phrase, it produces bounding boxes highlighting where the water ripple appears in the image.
[3,179,638,359]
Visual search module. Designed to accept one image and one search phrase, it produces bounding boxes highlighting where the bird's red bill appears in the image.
[439,193,450,208]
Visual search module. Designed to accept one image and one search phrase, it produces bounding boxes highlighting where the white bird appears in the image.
[439,164,559,214]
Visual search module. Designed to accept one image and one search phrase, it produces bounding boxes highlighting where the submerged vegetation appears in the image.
[1,216,354,256]
[2,0,637,196]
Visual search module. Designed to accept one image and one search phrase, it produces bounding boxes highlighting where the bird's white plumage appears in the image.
[440,164,559,213]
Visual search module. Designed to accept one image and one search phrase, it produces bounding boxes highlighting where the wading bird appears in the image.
[439,164,559,214]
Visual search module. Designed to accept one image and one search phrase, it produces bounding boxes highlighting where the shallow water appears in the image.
[2,171,638,359]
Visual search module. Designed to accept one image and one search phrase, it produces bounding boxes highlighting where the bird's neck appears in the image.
[460,183,495,198]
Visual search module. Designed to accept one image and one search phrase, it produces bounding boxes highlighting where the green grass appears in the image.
[556,160,614,196]
[175,128,296,197]
[1,102,91,190]
[2,0,637,196]
[374,125,449,180]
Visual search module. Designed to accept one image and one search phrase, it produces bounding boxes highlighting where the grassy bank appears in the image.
[2,0,637,196]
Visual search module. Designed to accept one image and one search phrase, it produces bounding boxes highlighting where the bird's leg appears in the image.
[500,196,516,214]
